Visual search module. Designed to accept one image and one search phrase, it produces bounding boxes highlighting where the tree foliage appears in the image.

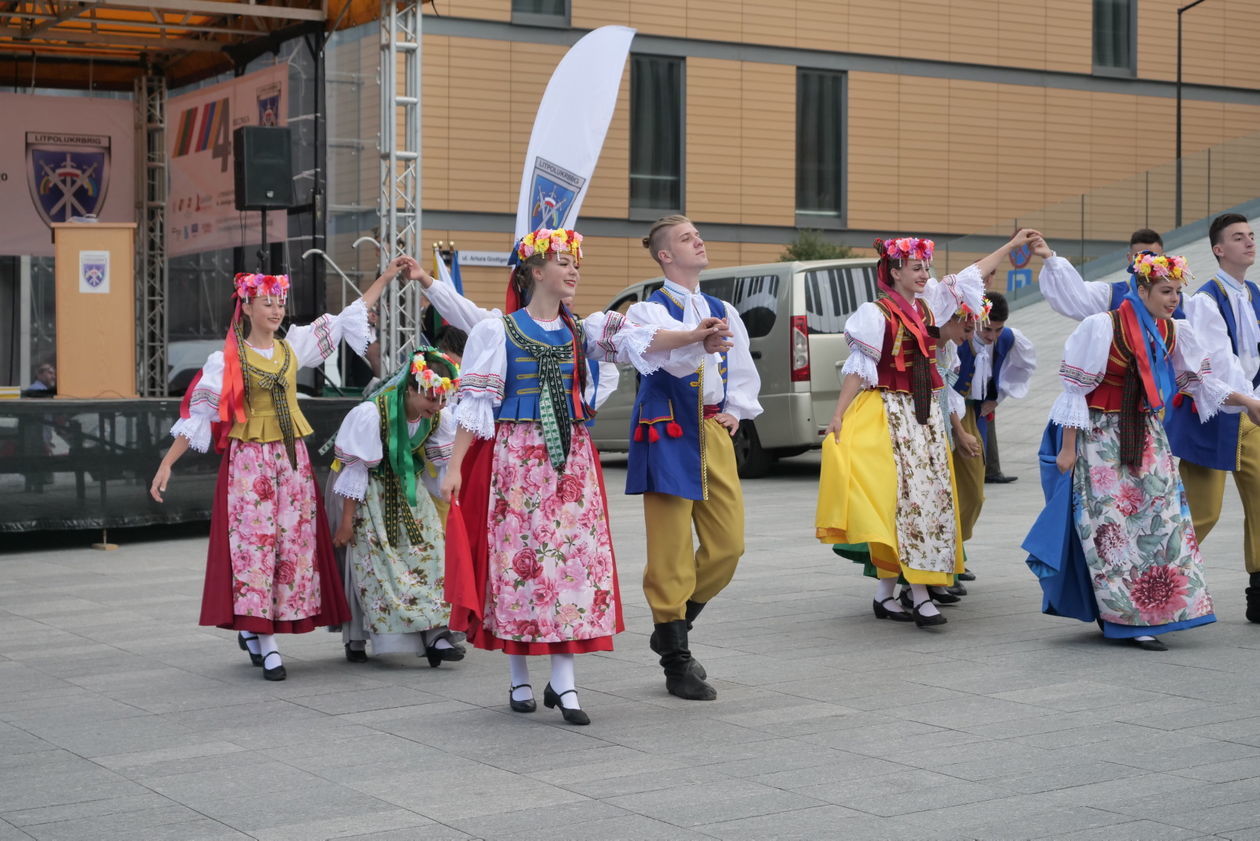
[779,229,856,262]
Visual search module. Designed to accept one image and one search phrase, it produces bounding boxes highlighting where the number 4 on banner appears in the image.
[212,99,232,174]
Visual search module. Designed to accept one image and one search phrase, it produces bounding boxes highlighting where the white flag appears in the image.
[514,25,635,242]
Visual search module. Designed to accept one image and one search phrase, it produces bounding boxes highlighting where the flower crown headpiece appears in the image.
[876,237,935,264]
[1129,251,1191,285]
[410,351,460,396]
[955,297,993,323]
[517,228,583,264]
[234,272,290,300]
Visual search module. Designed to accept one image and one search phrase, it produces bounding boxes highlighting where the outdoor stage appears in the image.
[0,397,356,532]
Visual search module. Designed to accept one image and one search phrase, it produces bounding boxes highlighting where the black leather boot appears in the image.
[654,620,716,700]
[648,603,708,680]
[1247,573,1260,624]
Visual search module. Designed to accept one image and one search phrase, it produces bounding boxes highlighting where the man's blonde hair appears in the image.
[642,214,692,266]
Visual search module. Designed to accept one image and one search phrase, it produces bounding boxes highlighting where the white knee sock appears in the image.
[908,584,940,617]
[241,633,261,655]
[508,655,532,701]
[874,578,904,611]
[257,633,281,667]
[549,653,579,709]
[425,628,454,650]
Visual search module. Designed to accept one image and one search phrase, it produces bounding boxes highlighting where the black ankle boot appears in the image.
[1247,573,1260,624]
[654,620,716,701]
[648,604,708,680]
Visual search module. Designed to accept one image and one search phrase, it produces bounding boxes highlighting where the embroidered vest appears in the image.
[496,311,584,423]
[229,339,314,442]
[626,287,730,501]
[872,299,943,394]
[1166,277,1260,470]
[953,328,1016,400]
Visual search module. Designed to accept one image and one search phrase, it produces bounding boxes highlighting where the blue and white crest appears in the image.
[26,132,111,226]
[527,156,585,232]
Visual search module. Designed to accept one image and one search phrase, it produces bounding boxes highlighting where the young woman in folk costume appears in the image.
[816,231,1036,627]
[329,348,465,666]
[1026,253,1260,650]
[442,228,730,725]
[151,263,401,680]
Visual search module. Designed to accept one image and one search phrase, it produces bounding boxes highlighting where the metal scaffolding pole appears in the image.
[135,73,169,397]
[377,0,424,370]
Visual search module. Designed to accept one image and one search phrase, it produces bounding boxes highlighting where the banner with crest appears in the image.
[0,93,134,257]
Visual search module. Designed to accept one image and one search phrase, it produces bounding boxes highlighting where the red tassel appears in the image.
[666,422,683,438]
[633,426,645,442]
[1172,393,1184,408]
[647,425,661,443]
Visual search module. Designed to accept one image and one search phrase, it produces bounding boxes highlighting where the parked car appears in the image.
[589,257,881,477]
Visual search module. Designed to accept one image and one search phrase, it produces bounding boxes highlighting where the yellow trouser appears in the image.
[643,418,745,623]
[953,404,986,544]
[430,492,449,529]
[1179,413,1260,574]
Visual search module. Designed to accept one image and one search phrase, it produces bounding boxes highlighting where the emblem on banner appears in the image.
[528,157,585,231]
[26,132,111,226]
[257,82,282,127]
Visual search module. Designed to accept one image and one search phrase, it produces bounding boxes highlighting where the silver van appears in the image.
[590,257,881,477]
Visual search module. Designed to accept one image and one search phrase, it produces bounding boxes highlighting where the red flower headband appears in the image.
[875,237,935,264]
[233,273,290,300]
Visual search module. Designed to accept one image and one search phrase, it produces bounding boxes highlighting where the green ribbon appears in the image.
[503,315,579,472]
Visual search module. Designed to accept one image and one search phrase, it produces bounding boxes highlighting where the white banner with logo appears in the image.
[167,63,288,257]
[514,26,635,242]
[0,93,135,257]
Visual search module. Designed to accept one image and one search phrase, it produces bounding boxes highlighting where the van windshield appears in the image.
[699,274,779,338]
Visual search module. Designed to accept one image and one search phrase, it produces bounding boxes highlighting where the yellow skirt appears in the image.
[815,389,962,586]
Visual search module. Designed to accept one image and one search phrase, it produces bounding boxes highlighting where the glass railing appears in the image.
[938,129,1260,303]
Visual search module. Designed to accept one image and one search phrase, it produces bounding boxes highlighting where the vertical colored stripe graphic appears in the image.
[174,108,196,156]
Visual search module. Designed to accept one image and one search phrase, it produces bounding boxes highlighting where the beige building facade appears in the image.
[327,0,1260,313]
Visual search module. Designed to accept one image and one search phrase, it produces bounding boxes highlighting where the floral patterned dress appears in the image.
[171,300,370,633]
[1044,306,1227,637]
[447,309,691,654]
[331,399,454,653]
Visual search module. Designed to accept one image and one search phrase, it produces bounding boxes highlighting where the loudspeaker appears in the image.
[233,126,293,210]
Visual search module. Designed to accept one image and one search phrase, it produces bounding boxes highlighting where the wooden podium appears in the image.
[52,222,138,399]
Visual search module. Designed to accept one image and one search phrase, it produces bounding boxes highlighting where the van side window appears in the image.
[699,274,779,338]
[804,266,877,334]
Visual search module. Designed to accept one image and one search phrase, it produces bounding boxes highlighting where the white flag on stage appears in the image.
[513,25,636,243]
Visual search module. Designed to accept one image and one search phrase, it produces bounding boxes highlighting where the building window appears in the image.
[630,55,683,213]
[1093,0,1135,74]
[796,68,844,221]
[511,0,569,27]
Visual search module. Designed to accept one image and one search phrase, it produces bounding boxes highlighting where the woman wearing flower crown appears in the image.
[817,231,1036,627]
[1025,251,1260,650]
[150,260,405,680]
[441,228,730,725]
[329,348,465,666]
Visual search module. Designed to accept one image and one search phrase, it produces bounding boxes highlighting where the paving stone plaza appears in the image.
[4,296,1260,840]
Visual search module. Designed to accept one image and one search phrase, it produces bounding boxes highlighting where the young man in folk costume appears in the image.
[625,215,762,701]
[1165,214,1260,621]
[952,291,1036,564]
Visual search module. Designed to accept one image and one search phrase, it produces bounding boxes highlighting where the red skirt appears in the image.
[444,433,624,655]
[199,440,351,634]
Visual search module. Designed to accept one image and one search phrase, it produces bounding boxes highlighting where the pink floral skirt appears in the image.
[448,422,623,654]
[200,439,350,634]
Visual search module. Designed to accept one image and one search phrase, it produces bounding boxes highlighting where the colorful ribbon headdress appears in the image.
[217,273,293,456]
